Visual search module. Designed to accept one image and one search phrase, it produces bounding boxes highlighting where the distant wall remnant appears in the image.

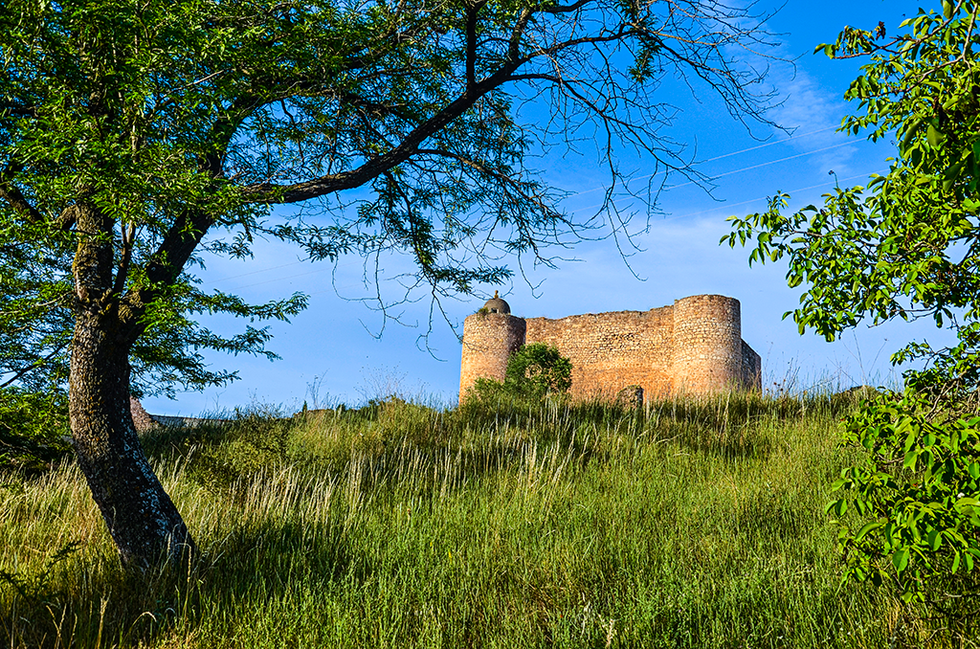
[130,396,157,433]
[129,397,231,432]
[459,294,761,402]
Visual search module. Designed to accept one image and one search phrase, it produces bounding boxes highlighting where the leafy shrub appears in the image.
[0,387,71,474]
[506,342,572,397]
[468,343,572,405]
[828,388,980,637]
[724,5,980,640]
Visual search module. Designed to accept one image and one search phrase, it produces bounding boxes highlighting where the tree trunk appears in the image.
[68,306,194,569]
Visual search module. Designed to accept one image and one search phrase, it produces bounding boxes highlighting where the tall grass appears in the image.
[0,392,944,648]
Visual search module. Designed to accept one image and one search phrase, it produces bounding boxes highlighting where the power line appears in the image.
[569,139,860,214]
[658,168,888,223]
[566,124,844,198]
[663,141,856,191]
[224,267,330,291]
[210,260,306,285]
[694,125,841,165]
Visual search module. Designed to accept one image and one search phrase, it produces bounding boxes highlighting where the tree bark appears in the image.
[68,306,194,568]
[68,201,193,568]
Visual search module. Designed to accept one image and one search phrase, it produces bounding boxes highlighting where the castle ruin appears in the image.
[459,293,761,402]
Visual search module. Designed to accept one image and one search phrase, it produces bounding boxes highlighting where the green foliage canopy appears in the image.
[723,2,980,634]
[0,0,777,396]
[470,342,572,403]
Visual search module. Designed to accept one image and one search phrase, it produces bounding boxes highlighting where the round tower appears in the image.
[671,294,743,393]
[459,293,526,402]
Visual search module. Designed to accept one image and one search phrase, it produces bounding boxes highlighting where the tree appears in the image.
[1,0,777,568]
[724,2,980,638]
[471,342,572,401]
[505,343,572,398]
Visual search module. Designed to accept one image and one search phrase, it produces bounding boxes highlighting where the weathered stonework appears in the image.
[129,396,157,433]
[458,312,526,398]
[129,397,232,432]
[459,294,761,402]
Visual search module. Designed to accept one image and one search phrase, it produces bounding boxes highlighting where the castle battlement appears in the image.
[459,294,761,402]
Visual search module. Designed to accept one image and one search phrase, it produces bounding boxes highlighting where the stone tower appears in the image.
[459,292,527,397]
[671,294,745,393]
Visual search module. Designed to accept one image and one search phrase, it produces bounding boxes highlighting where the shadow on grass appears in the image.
[1,391,863,648]
[0,517,352,649]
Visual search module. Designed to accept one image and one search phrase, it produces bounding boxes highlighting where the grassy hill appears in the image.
[0,392,937,648]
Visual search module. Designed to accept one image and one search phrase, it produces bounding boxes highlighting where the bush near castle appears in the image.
[470,343,573,403]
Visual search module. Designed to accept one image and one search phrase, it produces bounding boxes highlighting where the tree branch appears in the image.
[0,162,45,224]
[241,13,656,205]
[539,0,591,14]
[508,8,533,61]
[466,1,488,91]
[120,96,257,331]
[414,147,561,217]
[113,222,136,298]
[242,63,522,203]
[0,343,69,390]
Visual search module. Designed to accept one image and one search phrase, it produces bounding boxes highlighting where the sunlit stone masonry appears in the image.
[459,293,761,403]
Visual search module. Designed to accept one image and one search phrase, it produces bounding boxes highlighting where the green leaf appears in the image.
[901,118,922,151]
[956,497,980,511]
[904,449,918,470]
[927,529,941,551]
[927,124,945,147]
[856,521,883,541]
[893,547,910,573]
[855,497,867,516]
[828,499,848,517]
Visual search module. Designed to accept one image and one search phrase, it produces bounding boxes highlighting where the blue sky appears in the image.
[143,0,948,416]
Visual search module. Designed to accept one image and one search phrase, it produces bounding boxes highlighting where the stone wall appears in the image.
[741,340,762,389]
[524,306,674,400]
[129,397,232,431]
[130,396,157,433]
[458,294,761,402]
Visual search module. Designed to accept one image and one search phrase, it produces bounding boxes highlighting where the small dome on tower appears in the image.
[482,290,511,314]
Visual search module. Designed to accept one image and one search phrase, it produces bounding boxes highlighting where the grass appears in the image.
[0,391,947,648]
